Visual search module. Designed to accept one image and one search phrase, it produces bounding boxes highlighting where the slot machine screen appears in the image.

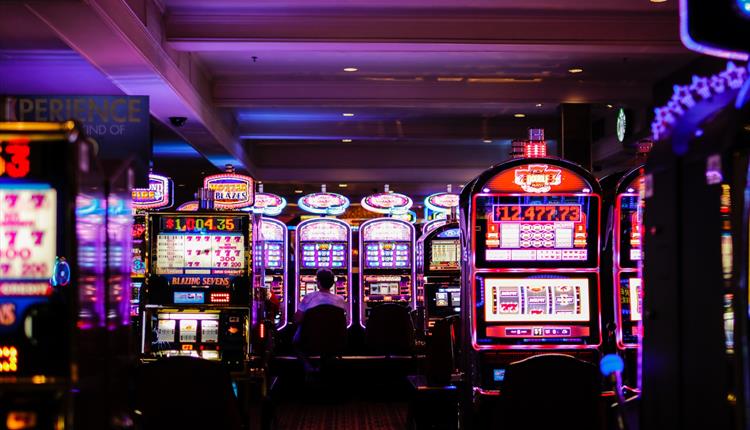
[428,286,461,313]
[473,195,599,269]
[474,274,600,346]
[300,242,347,268]
[264,242,284,269]
[617,194,642,269]
[363,242,411,269]
[153,216,246,276]
[429,239,460,271]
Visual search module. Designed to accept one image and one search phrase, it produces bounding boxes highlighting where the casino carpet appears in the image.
[275,400,408,430]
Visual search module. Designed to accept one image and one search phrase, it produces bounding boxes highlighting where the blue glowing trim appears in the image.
[76,196,104,216]
[152,141,201,157]
[247,193,287,216]
[679,0,749,61]
[436,228,460,239]
[424,192,460,214]
[360,192,413,215]
[51,258,71,287]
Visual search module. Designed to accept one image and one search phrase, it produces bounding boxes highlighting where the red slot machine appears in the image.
[459,157,603,403]
[612,166,644,390]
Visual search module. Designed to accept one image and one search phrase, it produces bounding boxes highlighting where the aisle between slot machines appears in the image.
[458,153,605,427]
[0,121,135,429]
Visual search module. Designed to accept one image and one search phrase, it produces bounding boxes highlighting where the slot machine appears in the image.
[130,172,174,341]
[295,218,353,326]
[0,121,131,428]
[459,156,603,406]
[261,217,287,328]
[611,166,644,390]
[641,61,749,428]
[418,221,461,329]
[358,218,416,326]
[251,188,289,329]
[140,169,263,370]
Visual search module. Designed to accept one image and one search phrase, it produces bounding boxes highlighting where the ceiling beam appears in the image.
[166,11,683,54]
[214,79,651,107]
[25,0,255,174]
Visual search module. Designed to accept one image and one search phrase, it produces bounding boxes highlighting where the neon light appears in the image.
[361,192,413,214]
[651,62,749,141]
[176,201,199,211]
[298,192,350,215]
[250,192,287,216]
[679,0,749,61]
[203,173,254,209]
[132,173,174,210]
[513,165,563,193]
[424,192,459,214]
[0,346,18,372]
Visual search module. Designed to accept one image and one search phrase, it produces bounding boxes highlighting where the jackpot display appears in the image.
[141,212,257,368]
[295,218,352,325]
[359,218,416,326]
[419,222,462,328]
[261,218,287,328]
[461,158,602,394]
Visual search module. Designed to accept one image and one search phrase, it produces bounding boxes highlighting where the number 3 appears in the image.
[5,142,30,178]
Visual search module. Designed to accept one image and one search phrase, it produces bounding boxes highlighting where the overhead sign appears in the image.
[1,95,151,187]
[249,192,287,216]
[424,192,459,214]
[132,173,173,210]
[298,192,350,215]
[361,192,413,215]
[203,173,254,209]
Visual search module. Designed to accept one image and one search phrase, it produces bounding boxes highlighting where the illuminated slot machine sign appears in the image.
[614,169,644,349]
[469,160,601,350]
[261,218,287,328]
[359,218,416,325]
[295,218,352,325]
[152,215,248,305]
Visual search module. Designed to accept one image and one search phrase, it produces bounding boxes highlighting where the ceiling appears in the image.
[0,0,695,203]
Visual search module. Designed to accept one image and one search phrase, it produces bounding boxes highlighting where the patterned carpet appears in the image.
[276,400,408,430]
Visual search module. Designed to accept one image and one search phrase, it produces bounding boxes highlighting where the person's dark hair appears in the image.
[316,268,335,291]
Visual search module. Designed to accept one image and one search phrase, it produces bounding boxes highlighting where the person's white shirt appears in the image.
[298,290,347,313]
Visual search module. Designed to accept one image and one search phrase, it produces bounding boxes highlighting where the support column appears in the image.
[558,103,593,171]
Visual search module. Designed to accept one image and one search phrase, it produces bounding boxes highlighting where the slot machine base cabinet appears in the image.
[141,306,251,371]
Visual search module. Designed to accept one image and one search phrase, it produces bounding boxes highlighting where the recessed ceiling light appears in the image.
[650,0,667,3]
[535,103,543,107]
[294,189,303,194]
[483,139,493,143]
[606,104,614,109]
[343,67,358,72]
[342,113,355,117]
[342,139,352,143]
[338,183,348,188]
[568,68,584,74]
[514,113,526,118]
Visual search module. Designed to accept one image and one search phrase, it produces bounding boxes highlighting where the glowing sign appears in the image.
[155,233,245,275]
[203,173,254,209]
[251,192,287,216]
[0,346,18,372]
[484,278,590,323]
[361,219,412,241]
[132,173,174,210]
[361,192,413,214]
[0,139,31,179]
[176,201,199,211]
[261,219,285,242]
[425,192,459,214]
[299,219,348,241]
[298,192,350,215]
[513,165,562,193]
[0,186,57,289]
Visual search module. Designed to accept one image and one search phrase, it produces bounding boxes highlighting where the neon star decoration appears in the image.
[650,61,748,141]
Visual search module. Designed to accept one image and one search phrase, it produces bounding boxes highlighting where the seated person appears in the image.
[293,268,347,347]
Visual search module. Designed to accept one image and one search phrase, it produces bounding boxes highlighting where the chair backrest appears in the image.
[424,316,457,385]
[365,303,415,356]
[497,353,602,430]
[133,356,242,430]
[298,304,348,356]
